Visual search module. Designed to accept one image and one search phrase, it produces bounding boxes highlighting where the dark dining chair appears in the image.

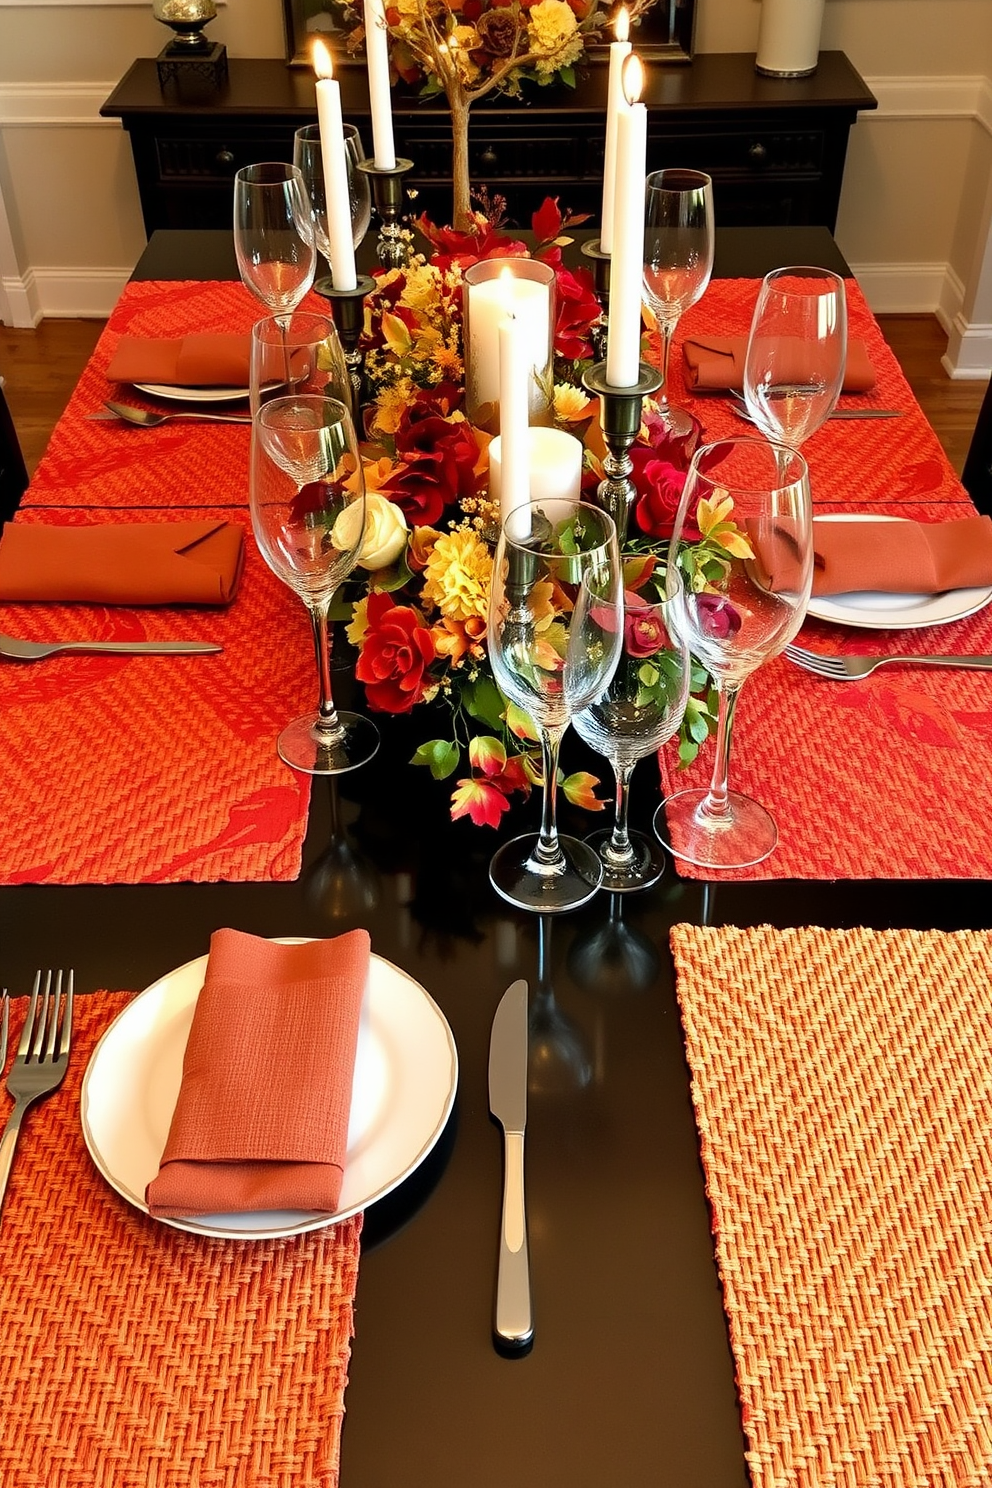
[962,374,992,516]
[0,377,29,522]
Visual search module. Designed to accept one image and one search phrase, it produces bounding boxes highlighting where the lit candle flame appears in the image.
[615,6,629,43]
[622,53,644,107]
[312,37,334,80]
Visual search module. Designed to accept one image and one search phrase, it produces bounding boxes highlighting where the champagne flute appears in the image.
[642,169,715,437]
[654,436,812,870]
[250,394,379,775]
[249,311,350,418]
[573,574,690,892]
[233,163,316,321]
[743,266,847,449]
[487,499,622,913]
[294,123,372,280]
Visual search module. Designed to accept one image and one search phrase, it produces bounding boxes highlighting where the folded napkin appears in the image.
[682,335,876,394]
[146,928,371,1218]
[106,333,251,388]
[749,516,992,596]
[0,520,244,605]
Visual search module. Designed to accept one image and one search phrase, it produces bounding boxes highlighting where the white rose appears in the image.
[332,493,409,571]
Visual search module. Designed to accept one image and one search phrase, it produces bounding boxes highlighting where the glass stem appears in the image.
[704,682,742,818]
[608,762,636,866]
[534,725,566,867]
[309,603,344,746]
[657,317,678,409]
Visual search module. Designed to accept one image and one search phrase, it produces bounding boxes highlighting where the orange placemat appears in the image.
[670,923,992,1488]
[0,508,313,884]
[0,990,362,1488]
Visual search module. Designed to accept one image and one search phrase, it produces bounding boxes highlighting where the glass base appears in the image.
[277,711,379,776]
[654,788,777,870]
[655,401,696,439]
[585,827,666,894]
[490,833,603,914]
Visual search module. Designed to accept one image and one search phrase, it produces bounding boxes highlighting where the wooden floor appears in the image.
[0,313,986,479]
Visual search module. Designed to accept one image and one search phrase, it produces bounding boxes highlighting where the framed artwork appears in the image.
[283,0,696,67]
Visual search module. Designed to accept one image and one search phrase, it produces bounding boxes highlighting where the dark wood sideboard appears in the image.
[101,52,876,237]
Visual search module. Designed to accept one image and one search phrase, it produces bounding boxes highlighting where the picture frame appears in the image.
[283,0,696,68]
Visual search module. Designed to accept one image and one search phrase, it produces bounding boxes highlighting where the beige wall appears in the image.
[0,0,991,372]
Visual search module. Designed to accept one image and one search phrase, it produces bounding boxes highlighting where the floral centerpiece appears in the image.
[334,196,730,827]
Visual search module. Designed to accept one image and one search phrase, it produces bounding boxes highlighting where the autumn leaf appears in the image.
[468,734,507,777]
[450,777,512,828]
[561,771,606,811]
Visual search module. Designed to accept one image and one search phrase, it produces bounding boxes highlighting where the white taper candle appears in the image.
[313,40,358,292]
[606,55,647,389]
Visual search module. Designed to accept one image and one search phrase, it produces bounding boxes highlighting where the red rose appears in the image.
[632,455,690,540]
[624,599,667,658]
[384,412,481,526]
[355,591,435,713]
[553,265,601,361]
[696,592,741,639]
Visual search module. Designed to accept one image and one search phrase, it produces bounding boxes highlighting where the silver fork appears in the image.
[0,970,74,1226]
[785,643,992,680]
[0,989,8,1072]
[0,632,222,661]
[93,400,251,427]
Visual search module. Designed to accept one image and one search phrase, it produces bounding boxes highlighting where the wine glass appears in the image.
[233,163,316,321]
[294,123,372,280]
[654,436,812,870]
[250,311,350,418]
[573,573,691,892]
[249,394,379,775]
[743,266,847,449]
[487,499,622,913]
[642,169,715,437]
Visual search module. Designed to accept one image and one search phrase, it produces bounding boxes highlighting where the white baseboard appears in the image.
[17,266,130,320]
[850,261,952,314]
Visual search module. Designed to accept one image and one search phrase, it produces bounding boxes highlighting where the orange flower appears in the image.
[430,614,486,664]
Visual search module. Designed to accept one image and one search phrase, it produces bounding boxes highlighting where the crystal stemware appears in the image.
[249,311,350,419]
[249,394,379,775]
[487,499,622,913]
[654,436,812,870]
[642,168,715,437]
[233,163,316,321]
[743,266,848,449]
[294,123,373,276]
[573,572,690,892]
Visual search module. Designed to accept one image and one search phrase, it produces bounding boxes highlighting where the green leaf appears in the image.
[411,739,460,781]
[559,66,576,88]
[462,675,507,732]
[368,550,413,593]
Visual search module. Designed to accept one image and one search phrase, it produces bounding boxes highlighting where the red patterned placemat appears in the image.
[670,923,992,1488]
[0,990,362,1488]
[0,508,313,884]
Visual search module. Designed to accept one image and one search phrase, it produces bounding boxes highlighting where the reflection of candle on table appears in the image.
[606,55,647,388]
[600,6,631,257]
[498,307,531,536]
[363,0,396,169]
[467,264,550,413]
[312,40,358,291]
[489,428,583,520]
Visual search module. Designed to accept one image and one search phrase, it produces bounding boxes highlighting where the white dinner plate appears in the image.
[805,514,992,630]
[81,946,458,1240]
[133,382,250,404]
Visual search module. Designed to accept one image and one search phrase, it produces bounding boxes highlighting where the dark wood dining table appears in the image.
[2,223,989,1488]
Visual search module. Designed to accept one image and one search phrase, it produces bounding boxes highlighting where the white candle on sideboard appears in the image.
[489,428,583,520]
[497,309,531,534]
[606,55,647,389]
[312,40,358,292]
[470,275,550,413]
[364,0,396,169]
[599,6,631,257]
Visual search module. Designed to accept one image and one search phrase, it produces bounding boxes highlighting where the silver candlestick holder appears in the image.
[356,158,415,269]
[581,360,663,545]
[580,239,611,363]
[315,275,376,418]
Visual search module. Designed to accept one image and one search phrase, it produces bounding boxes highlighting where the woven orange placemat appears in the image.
[0,507,313,884]
[670,923,992,1488]
[0,990,362,1488]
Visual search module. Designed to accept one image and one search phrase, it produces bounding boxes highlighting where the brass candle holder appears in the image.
[581,360,663,545]
[315,275,376,417]
[356,158,415,270]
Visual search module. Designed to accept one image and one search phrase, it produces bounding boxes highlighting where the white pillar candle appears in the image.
[606,55,647,389]
[489,428,583,520]
[467,273,550,412]
[599,7,631,257]
[364,0,396,169]
[312,40,358,292]
[756,0,825,77]
[498,311,531,535]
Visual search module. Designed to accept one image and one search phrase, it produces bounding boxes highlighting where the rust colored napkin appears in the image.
[750,516,992,596]
[106,333,251,388]
[0,520,245,605]
[147,929,371,1218]
[682,335,876,394]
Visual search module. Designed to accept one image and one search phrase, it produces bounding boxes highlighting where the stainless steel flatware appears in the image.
[727,391,903,422]
[488,978,533,1352]
[785,642,992,680]
[0,970,73,1228]
[91,400,251,427]
[0,632,222,661]
[0,990,8,1072]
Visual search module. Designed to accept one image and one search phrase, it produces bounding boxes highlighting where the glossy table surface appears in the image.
[3,225,987,1488]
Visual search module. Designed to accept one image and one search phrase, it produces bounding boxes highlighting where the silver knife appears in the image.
[488,978,533,1352]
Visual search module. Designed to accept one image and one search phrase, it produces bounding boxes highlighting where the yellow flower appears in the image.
[434,341,463,381]
[399,263,443,314]
[553,383,591,422]
[527,0,583,72]
[346,594,370,648]
[421,529,493,623]
[373,381,416,436]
